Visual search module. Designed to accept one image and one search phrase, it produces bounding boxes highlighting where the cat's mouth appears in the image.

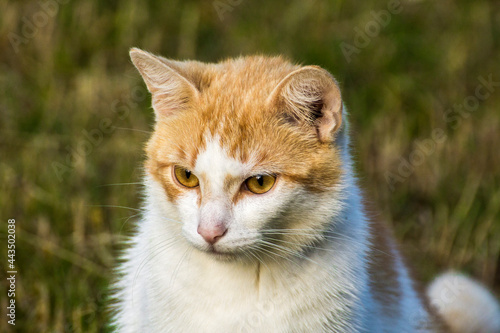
[195,240,259,262]
[205,246,239,261]
[183,228,262,262]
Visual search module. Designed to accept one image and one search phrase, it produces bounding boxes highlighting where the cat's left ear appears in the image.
[267,66,342,143]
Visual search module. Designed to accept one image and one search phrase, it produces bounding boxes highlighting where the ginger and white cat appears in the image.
[111,48,500,333]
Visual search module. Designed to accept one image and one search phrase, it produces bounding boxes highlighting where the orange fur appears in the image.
[142,54,344,203]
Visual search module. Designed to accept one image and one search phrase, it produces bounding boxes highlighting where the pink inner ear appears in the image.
[316,87,343,143]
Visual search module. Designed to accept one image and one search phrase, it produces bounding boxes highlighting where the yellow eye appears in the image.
[173,166,199,188]
[245,175,276,194]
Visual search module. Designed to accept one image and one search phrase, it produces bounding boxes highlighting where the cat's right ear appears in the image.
[129,48,199,118]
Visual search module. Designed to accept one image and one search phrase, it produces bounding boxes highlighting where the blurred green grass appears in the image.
[1,0,499,331]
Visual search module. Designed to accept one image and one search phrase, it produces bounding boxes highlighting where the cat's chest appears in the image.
[163,288,283,332]
[142,248,361,333]
[147,279,338,333]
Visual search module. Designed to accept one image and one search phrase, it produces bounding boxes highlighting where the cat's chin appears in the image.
[206,250,239,262]
[194,245,253,263]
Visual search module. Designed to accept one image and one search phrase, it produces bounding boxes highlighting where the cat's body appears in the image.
[111,49,500,333]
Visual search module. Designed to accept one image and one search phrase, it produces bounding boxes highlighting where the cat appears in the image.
[110,48,500,333]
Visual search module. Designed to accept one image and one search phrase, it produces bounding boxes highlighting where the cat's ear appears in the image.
[267,66,342,143]
[129,48,199,118]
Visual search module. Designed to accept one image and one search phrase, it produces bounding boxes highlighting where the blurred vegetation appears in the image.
[1,0,499,331]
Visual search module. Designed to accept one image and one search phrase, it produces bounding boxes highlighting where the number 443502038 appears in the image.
[7,219,16,269]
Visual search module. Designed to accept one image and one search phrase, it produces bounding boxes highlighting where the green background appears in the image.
[1,0,499,331]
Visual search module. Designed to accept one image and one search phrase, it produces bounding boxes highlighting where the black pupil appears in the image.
[185,170,191,179]
[257,176,264,186]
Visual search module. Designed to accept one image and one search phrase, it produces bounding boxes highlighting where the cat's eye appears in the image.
[245,175,276,194]
[173,166,200,188]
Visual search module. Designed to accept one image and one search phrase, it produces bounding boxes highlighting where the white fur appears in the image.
[111,118,499,332]
[428,272,500,333]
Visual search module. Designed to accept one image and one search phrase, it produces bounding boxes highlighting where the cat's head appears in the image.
[131,48,347,262]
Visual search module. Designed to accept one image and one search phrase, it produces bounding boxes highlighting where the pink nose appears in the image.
[197,223,227,245]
